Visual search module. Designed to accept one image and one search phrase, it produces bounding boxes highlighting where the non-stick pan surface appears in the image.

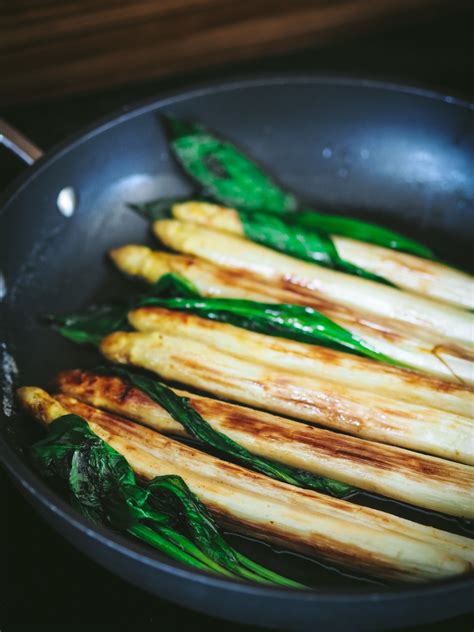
[1,76,473,631]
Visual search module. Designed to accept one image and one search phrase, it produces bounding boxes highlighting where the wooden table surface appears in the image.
[0,0,471,104]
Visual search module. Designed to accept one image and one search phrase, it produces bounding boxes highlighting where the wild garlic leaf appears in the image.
[104,366,356,498]
[165,116,434,258]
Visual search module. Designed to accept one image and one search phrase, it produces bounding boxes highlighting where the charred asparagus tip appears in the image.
[16,386,68,426]
[109,244,151,268]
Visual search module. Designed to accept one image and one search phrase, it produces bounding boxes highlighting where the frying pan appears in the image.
[1,75,473,631]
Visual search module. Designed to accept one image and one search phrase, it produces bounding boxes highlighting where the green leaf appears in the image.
[166,117,206,138]
[47,270,403,367]
[31,414,152,529]
[296,209,435,259]
[136,296,401,366]
[146,475,303,586]
[334,258,395,285]
[31,413,303,586]
[129,197,192,222]
[45,273,201,348]
[240,209,338,269]
[164,116,298,214]
[164,116,435,258]
[104,366,356,499]
[45,304,130,346]
[147,475,240,570]
[238,209,395,285]
[149,272,201,298]
[44,274,191,348]
[129,522,228,575]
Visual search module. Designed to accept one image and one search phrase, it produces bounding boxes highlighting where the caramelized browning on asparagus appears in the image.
[127,307,473,417]
[153,220,473,346]
[171,201,474,310]
[17,386,474,583]
[55,369,474,518]
[110,245,473,384]
[100,330,474,465]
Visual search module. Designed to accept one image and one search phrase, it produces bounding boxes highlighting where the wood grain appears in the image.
[0,0,466,104]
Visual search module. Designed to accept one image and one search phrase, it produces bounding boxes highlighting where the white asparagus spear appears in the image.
[127,307,474,418]
[17,386,474,582]
[153,220,474,347]
[335,238,474,311]
[100,331,474,464]
[55,369,474,518]
[172,201,474,310]
[110,245,474,384]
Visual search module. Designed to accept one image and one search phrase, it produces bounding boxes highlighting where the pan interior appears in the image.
[1,78,473,594]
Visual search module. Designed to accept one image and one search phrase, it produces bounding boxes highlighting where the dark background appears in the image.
[2,5,474,631]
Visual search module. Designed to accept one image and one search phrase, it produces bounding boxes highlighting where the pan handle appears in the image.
[0,118,43,165]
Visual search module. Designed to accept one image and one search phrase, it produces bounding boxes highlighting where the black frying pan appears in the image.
[1,75,473,631]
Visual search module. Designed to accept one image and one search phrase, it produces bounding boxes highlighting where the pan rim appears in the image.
[1,72,473,610]
[1,71,473,218]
